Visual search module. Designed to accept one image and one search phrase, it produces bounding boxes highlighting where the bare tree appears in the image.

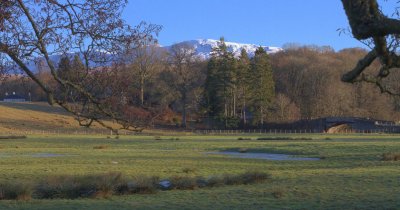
[130,41,164,106]
[0,0,161,132]
[166,43,203,128]
[272,93,300,122]
[341,0,400,95]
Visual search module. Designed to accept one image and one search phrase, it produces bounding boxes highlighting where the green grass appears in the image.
[0,134,399,209]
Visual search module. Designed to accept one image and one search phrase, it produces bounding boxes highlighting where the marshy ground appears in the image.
[0,134,399,209]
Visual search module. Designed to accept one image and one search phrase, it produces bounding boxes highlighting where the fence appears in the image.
[1,128,400,136]
[195,128,400,135]
[0,129,136,136]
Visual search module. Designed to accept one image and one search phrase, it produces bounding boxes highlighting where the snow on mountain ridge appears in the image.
[14,39,282,73]
[176,39,282,59]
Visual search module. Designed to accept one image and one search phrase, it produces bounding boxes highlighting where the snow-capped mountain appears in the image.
[11,39,282,73]
[170,39,282,60]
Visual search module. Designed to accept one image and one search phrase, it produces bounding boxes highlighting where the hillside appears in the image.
[0,102,111,134]
[169,39,282,59]
[17,39,282,73]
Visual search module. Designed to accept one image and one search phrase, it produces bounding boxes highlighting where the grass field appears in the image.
[0,134,399,210]
[0,102,399,209]
[0,102,116,134]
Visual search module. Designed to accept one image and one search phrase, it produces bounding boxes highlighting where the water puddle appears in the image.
[206,151,320,161]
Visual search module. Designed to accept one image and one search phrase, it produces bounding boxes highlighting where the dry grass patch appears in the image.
[93,145,109,149]
[257,137,312,141]
[35,173,127,199]
[382,152,400,161]
[0,171,271,200]
[0,182,32,200]
[0,136,27,140]
[238,137,252,141]
[170,176,197,190]
[127,176,159,194]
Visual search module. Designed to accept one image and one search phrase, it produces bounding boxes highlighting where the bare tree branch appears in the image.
[0,0,162,132]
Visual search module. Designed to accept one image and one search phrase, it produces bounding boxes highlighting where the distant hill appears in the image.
[0,102,111,134]
[11,39,281,73]
[170,39,282,60]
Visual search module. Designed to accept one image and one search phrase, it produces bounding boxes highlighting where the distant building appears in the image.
[3,92,26,102]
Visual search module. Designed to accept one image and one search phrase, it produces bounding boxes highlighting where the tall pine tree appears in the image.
[204,37,238,128]
[237,48,251,126]
[249,47,275,126]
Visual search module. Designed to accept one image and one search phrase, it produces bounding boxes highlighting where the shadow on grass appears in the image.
[0,102,69,116]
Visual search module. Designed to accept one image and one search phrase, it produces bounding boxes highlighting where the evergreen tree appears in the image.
[57,56,71,80]
[204,37,238,128]
[57,56,72,102]
[249,47,275,126]
[237,48,251,126]
[57,55,86,102]
[70,54,85,83]
[58,55,84,83]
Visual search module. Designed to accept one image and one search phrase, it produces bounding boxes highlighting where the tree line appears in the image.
[2,39,400,129]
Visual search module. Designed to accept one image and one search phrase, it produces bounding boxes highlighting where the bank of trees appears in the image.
[204,38,275,128]
[272,46,399,121]
[1,39,400,129]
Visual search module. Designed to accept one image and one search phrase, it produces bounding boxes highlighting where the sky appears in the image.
[123,0,398,50]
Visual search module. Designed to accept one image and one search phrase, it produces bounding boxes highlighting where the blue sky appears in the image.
[123,0,397,50]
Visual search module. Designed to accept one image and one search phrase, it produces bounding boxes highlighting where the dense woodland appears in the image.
[2,38,400,128]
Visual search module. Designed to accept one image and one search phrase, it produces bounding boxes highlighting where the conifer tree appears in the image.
[58,56,71,81]
[70,55,85,83]
[249,47,275,126]
[204,37,238,128]
[237,48,251,126]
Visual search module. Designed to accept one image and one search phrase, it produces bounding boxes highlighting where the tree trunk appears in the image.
[233,88,236,117]
[181,93,187,128]
[243,98,247,126]
[260,106,264,126]
[224,98,228,128]
[140,76,144,105]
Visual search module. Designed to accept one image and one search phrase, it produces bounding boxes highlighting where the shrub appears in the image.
[382,152,400,161]
[221,171,270,186]
[35,175,75,199]
[240,171,271,184]
[238,137,252,141]
[222,174,244,185]
[36,172,126,199]
[206,176,224,187]
[0,182,32,200]
[195,177,208,188]
[0,171,271,200]
[170,176,197,190]
[88,173,126,198]
[128,176,159,194]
